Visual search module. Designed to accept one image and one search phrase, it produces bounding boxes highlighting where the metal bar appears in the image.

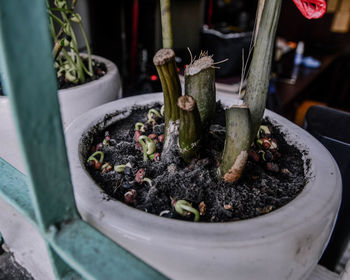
[0,157,167,279]
[0,0,79,231]
[48,219,166,280]
[0,1,167,278]
[0,157,82,278]
[0,158,36,223]
[48,247,83,280]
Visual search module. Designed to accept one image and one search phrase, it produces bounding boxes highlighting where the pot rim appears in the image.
[57,54,117,95]
[1,54,118,97]
[66,92,341,246]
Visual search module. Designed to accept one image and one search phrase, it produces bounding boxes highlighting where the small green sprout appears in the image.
[135,122,145,132]
[174,200,200,222]
[147,108,162,123]
[138,135,156,162]
[87,151,104,170]
[257,125,271,138]
[114,162,131,173]
[114,164,126,173]
[142,177,152,187]
[160,105,164,116]
[101,162,112,173]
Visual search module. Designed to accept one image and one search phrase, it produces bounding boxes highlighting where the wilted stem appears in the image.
[218,104,251,183]
[243,0,282,138]
[178,96,201,163]
[185,54,216,131]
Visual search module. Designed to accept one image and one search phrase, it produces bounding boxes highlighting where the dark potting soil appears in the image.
[82,103,308,223]
[0,58,106,95]
[57,58,107,90]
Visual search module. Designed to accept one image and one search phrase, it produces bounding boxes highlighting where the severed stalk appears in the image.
[243,0,282,138]
[185,53,216,131]
[178,95,201,163]
[153,48,182,155]
[153,48,181,126]
[218,103,251,183]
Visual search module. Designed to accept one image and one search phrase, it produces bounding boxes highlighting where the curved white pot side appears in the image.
[66,93,342,280]
[0,55,121,169]
[58,54,122,127]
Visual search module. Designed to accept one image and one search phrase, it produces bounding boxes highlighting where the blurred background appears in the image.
[72,0,350,124]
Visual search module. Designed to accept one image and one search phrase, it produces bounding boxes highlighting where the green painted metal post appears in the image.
[0,1,166,279]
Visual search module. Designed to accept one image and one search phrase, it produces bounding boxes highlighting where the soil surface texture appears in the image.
[82,103,307,222]
[57,58,107,90]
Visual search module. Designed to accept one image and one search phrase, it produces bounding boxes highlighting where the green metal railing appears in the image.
[0,1,166,279]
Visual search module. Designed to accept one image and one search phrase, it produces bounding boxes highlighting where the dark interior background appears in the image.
[86,0,350,117]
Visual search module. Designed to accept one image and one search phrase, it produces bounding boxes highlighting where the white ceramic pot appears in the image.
[0,55,121,166]
[66,93,342,280]
[58,54,122,127]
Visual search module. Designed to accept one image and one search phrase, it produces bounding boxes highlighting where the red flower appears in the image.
[292,0,327,19]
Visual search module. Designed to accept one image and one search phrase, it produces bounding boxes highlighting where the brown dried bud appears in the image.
[199,201,206,216]
[134,131,142,142]
[249,151,260,162]
[158,134,165,143]
[101,162,112,173]
[261,137,271,149]
[224,204,233,210]
[124,189,137,204]
[135,168,145,184]
[94,161,102,170]
[281,168,291,175]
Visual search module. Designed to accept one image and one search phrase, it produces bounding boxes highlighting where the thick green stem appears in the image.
[160,0,173,49]
[243,0,282,138]
[153,49,181,156]
[218,104,251,183]
[185,55,216,131]
[153,48,181,129]
[178,96,201,163]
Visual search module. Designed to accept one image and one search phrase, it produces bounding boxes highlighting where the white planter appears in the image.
[58,54,122,127]
[0,55,122,146]
[66,93,341,280]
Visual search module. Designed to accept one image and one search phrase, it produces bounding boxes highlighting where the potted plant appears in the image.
[47,0,122,126]
[0,0,122,128]
[65,0,341,279]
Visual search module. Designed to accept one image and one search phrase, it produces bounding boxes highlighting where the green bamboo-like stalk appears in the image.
[153,48,181,128]
[160,0,173,48]
[243,0,282,138]
[218,104,251,182]
[185,54,216,131]
[178,96,201,163]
